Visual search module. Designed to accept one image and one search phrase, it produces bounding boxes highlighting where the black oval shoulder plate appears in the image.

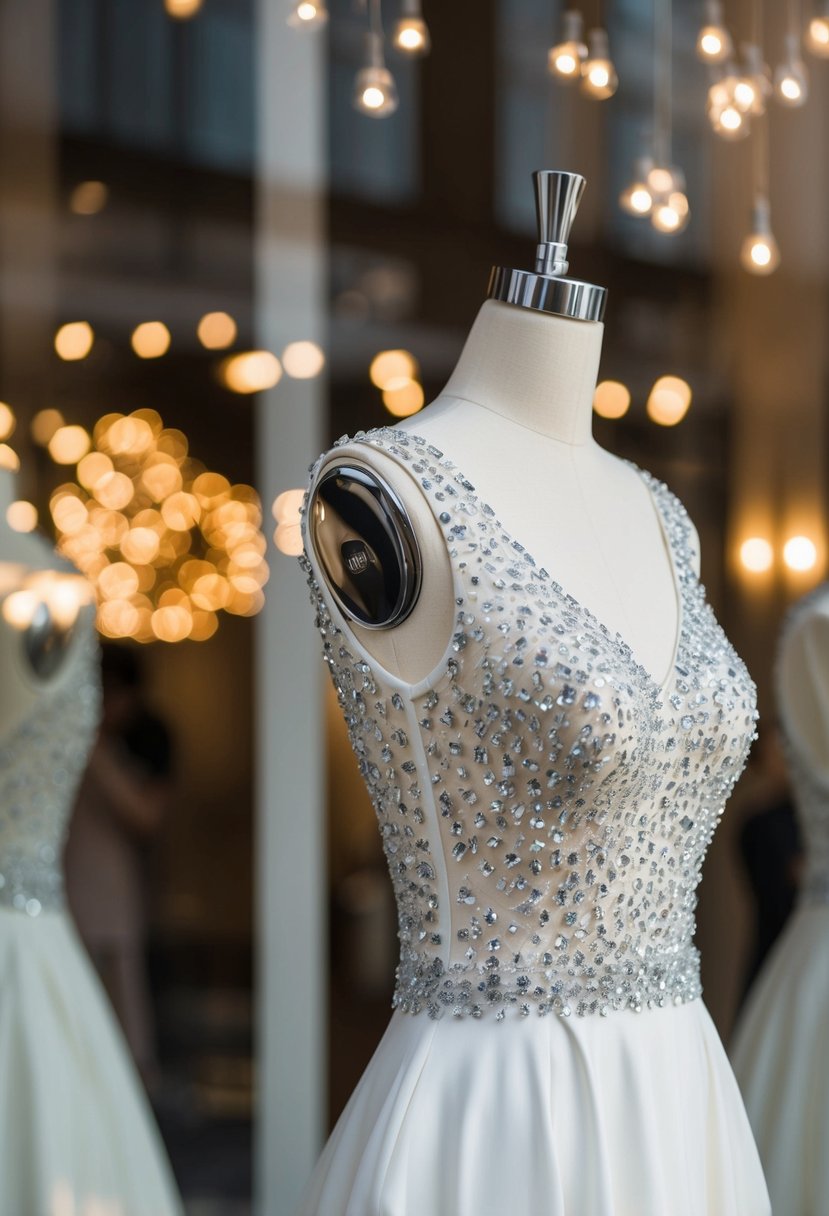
[308,463,422,629]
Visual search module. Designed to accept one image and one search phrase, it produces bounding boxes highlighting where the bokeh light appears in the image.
[0,444,20,471]
[197,312,237,350]
[219,351,282,394]
[783,535,818,573]
[369,349,418,389]
[646,375,692,426]
[69,181,109,215]
[739,537,773,574]
[48,425,92,464]
[6,500,37,532]
[165,0,204,16]
[382,378,424,417]
[131,322,171,359]
[282,341,325,379]
[49,407,268,642]
[55,322,94,361]
[593,380,631,419]
[0,402,15,440]
[32,409,65,446]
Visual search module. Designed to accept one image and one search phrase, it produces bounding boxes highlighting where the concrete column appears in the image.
[254,4,327,1212]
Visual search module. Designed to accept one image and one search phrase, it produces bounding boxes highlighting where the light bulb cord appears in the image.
[749,0,762,49]
[654,0,672,165]
[753,110,770,203]
[786,0,799,39]
[370,0,384,39]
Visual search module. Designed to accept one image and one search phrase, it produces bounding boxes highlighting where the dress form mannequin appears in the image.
[311,173,698,686]
[777,586,829,788]
[730,585,829,1216]
[0,464,89,737]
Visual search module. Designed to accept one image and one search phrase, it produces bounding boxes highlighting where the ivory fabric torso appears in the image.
[297,426,769,1216]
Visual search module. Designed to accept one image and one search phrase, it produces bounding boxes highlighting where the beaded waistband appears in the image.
[392,946,703,1021]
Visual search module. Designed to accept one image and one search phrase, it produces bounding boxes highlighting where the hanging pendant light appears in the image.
[775,2,809,104]
[619,157,655,216]
[548,10,588,81]
[696,0,734,63]
[392,0,430,56]
[806,0,829,55]
[287,0,328,29]
[581,27,619,99]
[707,65,750,137]
[354,29,399,117]
[741,196,780,273]
[622,0,689,235]
[733,43,771,115]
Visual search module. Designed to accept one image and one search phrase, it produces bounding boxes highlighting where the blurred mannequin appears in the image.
[0,459,183,1214]
[66,643,174,1083]
[732,586,829,1216]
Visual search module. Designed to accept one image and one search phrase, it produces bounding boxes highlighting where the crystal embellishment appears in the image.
[299,427,758,1020]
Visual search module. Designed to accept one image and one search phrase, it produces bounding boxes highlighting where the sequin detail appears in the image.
[300,427,758,1018]
[0,621,100,915]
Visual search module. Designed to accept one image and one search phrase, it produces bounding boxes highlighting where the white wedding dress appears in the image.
[731,587,829,1216]
[0,605,182,1216]
[296,427,770,1215]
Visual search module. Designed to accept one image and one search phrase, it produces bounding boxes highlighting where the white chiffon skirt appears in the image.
[0,906,182,1216]
[731,903,829,1216]
[300,998,770,1216]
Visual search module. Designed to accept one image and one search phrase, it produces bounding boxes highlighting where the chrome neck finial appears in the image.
[487,170,607,322]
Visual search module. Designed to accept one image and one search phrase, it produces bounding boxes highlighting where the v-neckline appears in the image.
[381,427,686,700]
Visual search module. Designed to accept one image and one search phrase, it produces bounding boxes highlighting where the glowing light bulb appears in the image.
[392,0,430,55]
[548,10,587,80]
[774,34,809,106]
[592,380,631,419]
[369,349,418,388]
[735,44,771,115]
[784,535,818,572]
[714,101,749,138]
[580,28,618,99]
[739,537,773,574]
[646,375,692,426]
[354,32,399,117]
[619,182,653,216]
[806,7,829,56]
[287,1,328,29]
[696,1,733,63]
[0,444,19,471]
[740,197,781,275]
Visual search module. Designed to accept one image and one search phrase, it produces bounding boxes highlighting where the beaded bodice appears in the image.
[301,428,757,1019]
[778,587,829,906]
[0,612,100,916]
